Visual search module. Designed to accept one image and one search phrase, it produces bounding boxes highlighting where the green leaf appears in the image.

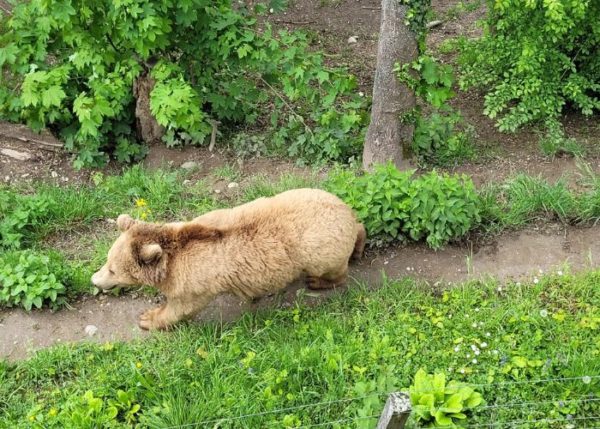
[42,86,66,108]
[434,409,454,426]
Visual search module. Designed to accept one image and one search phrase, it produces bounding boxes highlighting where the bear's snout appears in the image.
[91,267,117,291]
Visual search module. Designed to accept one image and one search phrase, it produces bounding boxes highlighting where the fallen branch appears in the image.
[1,148,35,161]
[15,136,63,151]
[274,20,315,25]
[426,20,443,29]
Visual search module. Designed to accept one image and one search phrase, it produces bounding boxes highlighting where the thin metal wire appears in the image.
[461,415,600,428]
[158,393,384,429]
[296,414,379,429]
[480,396,600,410]
[160,375,599,429]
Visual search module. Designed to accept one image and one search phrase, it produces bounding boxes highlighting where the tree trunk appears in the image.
[362,0,417,171]
[133,73,164,145]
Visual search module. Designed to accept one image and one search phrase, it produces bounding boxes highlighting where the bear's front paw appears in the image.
[138,306,167,330]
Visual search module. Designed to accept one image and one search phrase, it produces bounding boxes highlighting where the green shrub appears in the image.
[326,163,481,249]
[0,189,55,249]
[408,369,484,427]
[413,112,474,166]
[0,250,70,310]
[459,0,600,132]
[0,0,367,167]
[397,55,474,166]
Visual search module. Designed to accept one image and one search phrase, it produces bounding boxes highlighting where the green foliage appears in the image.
[2,271,599,427]
[397,55,474,166]
[0,250,69,310]
[538,122,585,158]
[413,112,474,166]
[0,0,368,167]
[459,0,600,132]
[326,163,481,248]
[476,173,600,233]
[0,189,54,249]
[408,369,484,427]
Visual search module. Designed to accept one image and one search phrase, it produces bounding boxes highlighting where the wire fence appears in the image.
[160,375,600,429]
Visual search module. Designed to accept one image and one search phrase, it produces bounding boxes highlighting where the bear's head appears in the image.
[91,214,170,291]
[92,214,223,291]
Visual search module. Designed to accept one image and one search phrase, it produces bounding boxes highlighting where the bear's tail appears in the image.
[351,223,366,261]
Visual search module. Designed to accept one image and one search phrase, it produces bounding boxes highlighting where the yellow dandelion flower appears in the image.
[140,212,148,220]
[49,408,58,417]
[135,198,147,207]
[136,362,143,369]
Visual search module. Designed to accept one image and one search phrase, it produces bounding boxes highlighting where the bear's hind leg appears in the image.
[306,265,348,290]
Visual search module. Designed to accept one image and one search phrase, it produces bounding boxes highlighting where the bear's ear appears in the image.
[117,214,136,232]
[139,243,163,265]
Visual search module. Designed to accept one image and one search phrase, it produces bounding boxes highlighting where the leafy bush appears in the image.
[0,250,69,310]
[0,0,367,167]
[408,369,484,427]
[413,112,474,166]
[459,0,600,132]
[0,189,55,249]
[326,163,481,248]
[397,55,474,166]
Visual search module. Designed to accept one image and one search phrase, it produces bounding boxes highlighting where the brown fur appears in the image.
[92,188,366,330]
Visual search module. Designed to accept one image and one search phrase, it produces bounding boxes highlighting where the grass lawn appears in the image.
[1,271,599,428]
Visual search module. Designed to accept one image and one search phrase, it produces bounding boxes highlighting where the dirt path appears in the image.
[2,224,599,361]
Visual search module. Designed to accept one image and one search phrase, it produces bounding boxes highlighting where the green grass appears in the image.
[3,165,600,309]
[1,271,598,428]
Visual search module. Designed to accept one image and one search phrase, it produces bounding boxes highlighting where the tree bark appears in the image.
[362,0,417,171]
[133,73,164,145]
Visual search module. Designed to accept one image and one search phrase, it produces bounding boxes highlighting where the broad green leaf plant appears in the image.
[408,369,484,427]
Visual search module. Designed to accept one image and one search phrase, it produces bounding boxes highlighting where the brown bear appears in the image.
[91,188,366,330]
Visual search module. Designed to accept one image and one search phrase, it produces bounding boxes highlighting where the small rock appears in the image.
[227,182,239,189]
[51,171,58,178]
[84,325,98,337]
[183,179,192,186]
[214,189,221,194]
[347,36,358,44]
[180,161,199,170]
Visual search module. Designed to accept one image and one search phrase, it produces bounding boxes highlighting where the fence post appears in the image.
[376,392,411,429]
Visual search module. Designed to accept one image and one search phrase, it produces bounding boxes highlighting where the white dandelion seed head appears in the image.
[466,353,471,358]
[475,350,481,356]
[472,359,478,364]
[481,342,488,348]
[533,278,540,284]
[460,368,466,374]
[540,309,549,318]
[485,332,491,337]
